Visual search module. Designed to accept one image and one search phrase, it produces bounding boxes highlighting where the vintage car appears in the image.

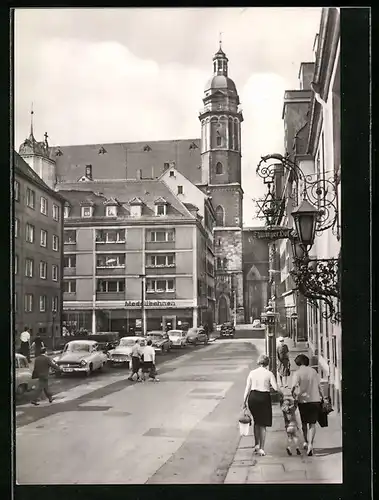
[186,327,209,345]
[167,330,187,348]
[107,336,146,367]
[15,353,35,396]
[146,331,171,354]
[252,319,262,328]
[220,321,235,338]
[52,340,108,376]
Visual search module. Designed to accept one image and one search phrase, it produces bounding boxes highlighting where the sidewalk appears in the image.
[224,336,342,484]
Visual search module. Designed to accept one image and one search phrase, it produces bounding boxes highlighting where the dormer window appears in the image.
[106,205,117,217]
[81,205,94,218]
[98,146,107,154]
[85,165,93,180]
[154,197,169,217]
[129,197,144,217]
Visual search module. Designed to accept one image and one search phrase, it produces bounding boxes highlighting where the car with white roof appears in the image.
[107,336,146,367]
[52,340,108,376]
[167,330,187,348]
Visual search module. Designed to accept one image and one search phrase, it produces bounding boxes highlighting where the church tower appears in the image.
[18,108,56,190]
[199,43,244,324]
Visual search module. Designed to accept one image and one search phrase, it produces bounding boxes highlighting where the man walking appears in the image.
[291,354,324,456]
[141,339,159,382]
[31,347,61,406]
[20,326,31,362]
[128,339,142,382]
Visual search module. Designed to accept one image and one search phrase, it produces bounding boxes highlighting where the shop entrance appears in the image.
[162,316,176,331]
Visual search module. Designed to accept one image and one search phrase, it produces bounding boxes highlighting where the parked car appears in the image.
[220,322,235,338]
[15,353,35,396]
[146,331,171,354]
[186,327,209,345]
[167,330,187,348]
[52,340,108,376]
[107,336,145,367]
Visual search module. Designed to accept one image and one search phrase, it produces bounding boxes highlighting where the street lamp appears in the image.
[290,231,307,261]
[290,311,298,347]
[291,199,319,252]
[265,306,277,376]
[52,309,56,351]
[139,274,146,336]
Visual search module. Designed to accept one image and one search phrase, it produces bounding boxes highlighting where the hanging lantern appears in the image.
[290,231,306,261]
[291,199,319,250]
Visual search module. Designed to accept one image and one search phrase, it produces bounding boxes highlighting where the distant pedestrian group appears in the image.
[128,339,159,383]
[242,343,327,458]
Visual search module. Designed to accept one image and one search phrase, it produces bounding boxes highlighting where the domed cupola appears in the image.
[18,107,50,159]
[204,43,237,94]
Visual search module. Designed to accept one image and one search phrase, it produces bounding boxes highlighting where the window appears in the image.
[52,235,59,251]
[169,171,175,177]
[96,279,125,293]
[39,296,47,312]
[156,204,166,216]
[53,204,60,221]
[217,257,227,270]
[216,162,223,175]
[26,188,36,209]
[63,255,76,268]
[215,206,225,226]
[106,205,117,217]
[25,223,35,243]
[14,254,18,275]
[81,206,93,218]
[64,205,70,218]
[52,265,59,281]
[63,280,76,293]
[96,229,126,243]
[148,254,175,267]
[14,180,20,202]
[164,162,170,170]
[15,218,19,238]
[52,296,58,312]
[40,261,47,279]
[149,230,175,242]
[64,230,76,244]
[130,205,142,217]
[96,254,125,267]
[216,135,222,147]
[85,165,92,179]
[40,229,47,247]
[25,258,34,277]
[40,197,48,215]
[24,294,33,312]
[146,279,175,293]
[177,186,183,195]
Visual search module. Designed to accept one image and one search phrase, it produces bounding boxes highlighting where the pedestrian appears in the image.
[242,354,281,456]
[280,390,301,456]
[277,336,291,387]
[141,339,159,382]
[31,335,45,358]
[128,339,142,382]
[19,326,31,362]
[31,347,61,406]
[291,354,324,456]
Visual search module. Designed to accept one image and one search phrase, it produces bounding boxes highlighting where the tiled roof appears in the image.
[51,138,202,185]
[13,151,66,202]
[57,179,193,220]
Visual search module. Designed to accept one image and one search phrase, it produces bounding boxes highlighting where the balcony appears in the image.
[64,267,76,276]
[96,266,126,276]
[145,265,176,275]
[96,292,126,301]
[95,242,126,251]
[145,291,176,300]
[63,292,76,301]
[145,241,175,251]
[64,242,77,251]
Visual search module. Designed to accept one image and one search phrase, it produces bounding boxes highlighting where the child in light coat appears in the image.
[280,392,301,456]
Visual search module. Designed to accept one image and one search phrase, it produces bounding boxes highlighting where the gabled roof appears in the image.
[51,138,202,185]
[154,197,168,205]
[129,197,144,206]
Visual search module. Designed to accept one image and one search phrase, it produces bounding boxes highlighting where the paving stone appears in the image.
[246,466,263,483]
[261,464,285,481]
[224,466,249,484]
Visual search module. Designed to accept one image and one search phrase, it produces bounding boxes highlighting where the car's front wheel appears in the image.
[86,363,93,376]
[16,384,27,396]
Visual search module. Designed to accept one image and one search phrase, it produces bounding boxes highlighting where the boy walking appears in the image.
[280,391,301,456]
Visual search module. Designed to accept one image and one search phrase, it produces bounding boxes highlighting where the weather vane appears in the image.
[219,32,223,50]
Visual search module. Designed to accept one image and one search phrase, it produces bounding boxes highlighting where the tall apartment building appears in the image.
[56,175,216,335]
[13,151,65,347]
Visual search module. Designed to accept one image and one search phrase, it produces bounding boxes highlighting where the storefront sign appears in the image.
[125,299,195,309]
[251,226,292,241]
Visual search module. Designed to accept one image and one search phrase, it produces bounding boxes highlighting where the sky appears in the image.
[14,7,322,226]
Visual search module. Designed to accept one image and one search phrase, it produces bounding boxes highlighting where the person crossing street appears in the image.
[31,347,61,406]
[128,339,143,382]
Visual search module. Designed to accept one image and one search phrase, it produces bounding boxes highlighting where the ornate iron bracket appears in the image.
[256,154,340,239]
[290,256,341,323]
[253,187,285,226]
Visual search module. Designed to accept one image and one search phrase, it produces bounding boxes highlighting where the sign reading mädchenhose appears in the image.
[251,226,292,241]
[125,299,196,309]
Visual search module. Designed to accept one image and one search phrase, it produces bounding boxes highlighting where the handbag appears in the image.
[239,409,252,425]
[321,397,334,415]
[318,404,328,427]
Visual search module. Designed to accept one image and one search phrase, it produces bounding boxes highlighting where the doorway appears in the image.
[162,316,176,331]
[218,296,229,324]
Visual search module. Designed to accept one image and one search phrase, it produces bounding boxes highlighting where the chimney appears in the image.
[137,169,142,180]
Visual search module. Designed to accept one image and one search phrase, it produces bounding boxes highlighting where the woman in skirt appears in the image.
[277,336,291,387]
[242,354,280,456]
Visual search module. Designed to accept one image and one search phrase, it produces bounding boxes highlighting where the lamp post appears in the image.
[291,311,298,347]
[265,306,277,375]
[139,274,146,336]
[52,309,56,351]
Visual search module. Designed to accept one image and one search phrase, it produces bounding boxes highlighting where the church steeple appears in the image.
[29,103,34,140]
[213,35,229,76]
